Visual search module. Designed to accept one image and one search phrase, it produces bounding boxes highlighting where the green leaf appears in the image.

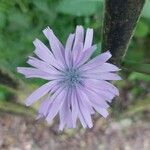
[32,0,56,24]
[123,60,150,75]
[56,0,103,16]
[128,72,150,81]
[0,0,15,13]
[124,42,145,62]
[0,12,6,28]
[0,92,5,101]
[8,10,30,29]
[134,21,149,38]
[33,0,50,14]
[142,0,150,19]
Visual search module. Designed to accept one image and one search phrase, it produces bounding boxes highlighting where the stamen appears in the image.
[63,68,80,86]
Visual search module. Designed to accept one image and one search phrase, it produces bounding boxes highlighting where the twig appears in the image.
[0,101,36,118]
[0,65,22,89]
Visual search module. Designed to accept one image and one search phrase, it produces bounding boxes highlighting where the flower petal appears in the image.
[43,27,65,65]
[83,87,110,108]
[72,42,83,64]
[83,28,93,51]
[59,88,72,130]
[71,89,79,128]
[81,87,109,118]
[25,81,57,106]
[65,34,75,67]
[72,26,84,64]
[81,62,120,72]
[73,25,84,50]
[46,87,67,123]
[72,88,87,128]
[38,94,52,118]
[77,86,95,114]
[75,45,96,67]
[82,72,121,80]
[27,56,61,75]
[88,87,115,103]
[17,67,52,80]
[93,106,109,118]
[76,88,93,128]
[84,79,119,96]
[78,101,93,128]
[33,39,63,70]
[33,38,53,61]
[79,51,112,70]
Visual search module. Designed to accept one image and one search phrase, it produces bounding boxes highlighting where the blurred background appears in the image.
[0,0,149,150]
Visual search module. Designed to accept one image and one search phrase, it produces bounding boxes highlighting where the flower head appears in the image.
[17,25,121,130]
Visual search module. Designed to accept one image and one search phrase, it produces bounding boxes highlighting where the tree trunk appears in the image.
[102,0,145,65]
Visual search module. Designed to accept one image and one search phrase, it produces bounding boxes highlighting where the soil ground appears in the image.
[0,114,150,150]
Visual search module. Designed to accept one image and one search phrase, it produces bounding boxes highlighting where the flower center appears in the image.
[63,68,80,86]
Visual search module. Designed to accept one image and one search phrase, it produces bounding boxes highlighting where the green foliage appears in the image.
[129,72,150,81]
[0,0,149,120]
[33,0,50,14]
[136,0,150,38]
[0,0,149,79]
[142,0,150,19]
[123,61,150,75]
[0,91,5,101]
[56,0,103,16]
[0,12,6,28]
[134,21,149,38]
[0,0,103,73]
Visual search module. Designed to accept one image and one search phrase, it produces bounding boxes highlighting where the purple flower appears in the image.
[17,25,121,130]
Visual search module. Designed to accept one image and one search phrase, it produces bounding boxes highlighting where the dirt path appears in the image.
[0,114,150,150]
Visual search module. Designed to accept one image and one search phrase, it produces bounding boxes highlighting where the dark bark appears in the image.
[102,0,145,65]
